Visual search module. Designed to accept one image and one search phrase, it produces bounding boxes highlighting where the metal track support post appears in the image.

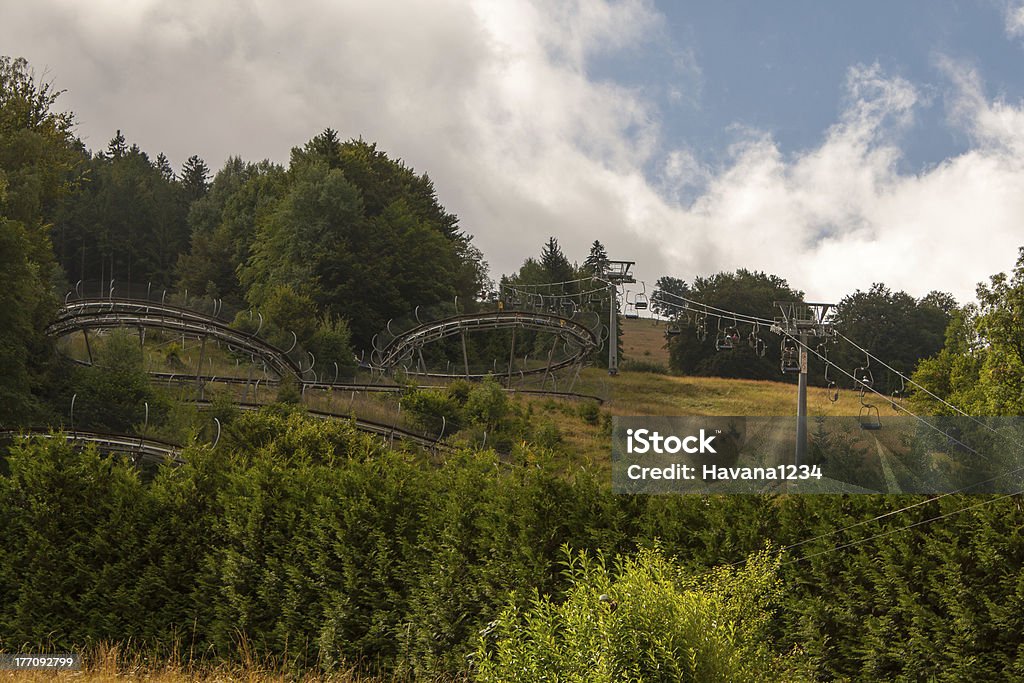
[608,284,619,375]
[796,332,808,466]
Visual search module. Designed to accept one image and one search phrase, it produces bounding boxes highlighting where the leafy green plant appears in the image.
[474,545,793,682]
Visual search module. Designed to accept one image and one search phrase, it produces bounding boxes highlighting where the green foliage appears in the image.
[582,239,609,276]
[831,283,954,393]
[539,236,574,284]
[401,385,466,435]
[464,376,510,430]
[275,375,303,405]
[179,154,211,201]
[577,400,601,425]
[71,330,169,432]
[401,377,562,453]
[665,269,802,379]
[176,157,287,303]
[651,275,689,316]
[0,56,78,426]
[474,545,790,682]
[912,248,1024,416]
[240,135,486,348]
[0,439,156,645]
[0,218,49,425]
[8,414,1024,680]
[54,129,191,289]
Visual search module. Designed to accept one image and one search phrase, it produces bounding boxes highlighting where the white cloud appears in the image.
[1005,1,1024,38]
[2,2,1023,306]
[653,60,1024,303]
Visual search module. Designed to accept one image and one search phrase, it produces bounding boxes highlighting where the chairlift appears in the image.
[859,402,882,430]
[821,342,839,402]
[715,317,741,351]
[695,311,708,342]
[625,303,639,320]
[854,353,873,391]
[891,375,906,413]
[748,323,767,357]
[780,338,801,374]
[634,282,648,310]
[665,323,682,338]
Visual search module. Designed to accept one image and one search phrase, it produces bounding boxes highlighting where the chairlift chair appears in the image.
[890,375,906,412]
[747,324,767,357]
[694,311,708,342]
[625,303,639,320]
[859,403,882,430]
[821,350,840,402]
[715,317,741,351]
[780,338,801,374]
[634,281,649,310]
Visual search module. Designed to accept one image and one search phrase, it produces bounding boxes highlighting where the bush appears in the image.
[474,545,792,682]
[578,401,601,425]
[465,375,510,430]
[71,330,170,433]
[402,388,464,435]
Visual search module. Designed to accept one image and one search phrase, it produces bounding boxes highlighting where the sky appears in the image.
[3,0,1024,305]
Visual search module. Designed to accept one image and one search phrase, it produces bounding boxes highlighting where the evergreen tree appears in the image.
[106,129,127,158]
[180,154,211,201]
[539,236,574,284]
[582,239,609,276]
[155,152,174,181]
[54,137,190,288]
[0,56,81,425]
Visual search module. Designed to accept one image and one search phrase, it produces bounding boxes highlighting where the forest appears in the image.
[5,53,1024,680]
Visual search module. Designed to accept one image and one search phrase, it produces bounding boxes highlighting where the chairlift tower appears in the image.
[772,302,835,466]
[603,260,636,375]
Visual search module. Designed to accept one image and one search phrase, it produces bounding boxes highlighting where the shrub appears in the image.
[578,401,601,425]
[474,545,792,682]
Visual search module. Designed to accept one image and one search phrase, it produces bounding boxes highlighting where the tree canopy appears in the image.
[0,56,81,425]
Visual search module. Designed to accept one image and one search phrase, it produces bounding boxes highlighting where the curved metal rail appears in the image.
[1,429,185,465]
[375,310,599,378]
[154,372,605,405]
[187,399,454,452]
[48,299,301,377]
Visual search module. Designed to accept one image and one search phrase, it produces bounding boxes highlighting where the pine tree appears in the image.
[180,154,211,201]
[155,152,174,181]
[106,129,127,159]
[583,239,609,276]
[539,236,573,284]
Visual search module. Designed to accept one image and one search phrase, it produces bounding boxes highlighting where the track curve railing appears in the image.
[48,298,302,377]
[374,309,600,379]
[1,429,185,465]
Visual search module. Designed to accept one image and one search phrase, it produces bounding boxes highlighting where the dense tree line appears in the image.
[656,269,955,388]
[4,416,1024,680]
[0,56,80,426]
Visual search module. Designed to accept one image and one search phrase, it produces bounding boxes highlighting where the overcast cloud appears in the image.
[3,0,1024,304]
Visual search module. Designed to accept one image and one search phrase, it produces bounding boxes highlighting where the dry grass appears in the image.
[518,365,889,476]
[0,644,450,682]
[619,317,671,368]
[597,369,874,417]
